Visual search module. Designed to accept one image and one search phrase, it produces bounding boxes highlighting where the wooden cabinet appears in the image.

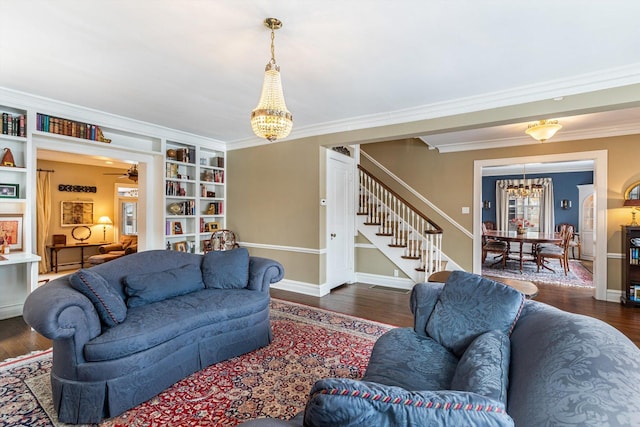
[622,225,640,306]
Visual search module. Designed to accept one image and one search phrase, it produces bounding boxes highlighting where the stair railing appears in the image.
[358,165,443,278]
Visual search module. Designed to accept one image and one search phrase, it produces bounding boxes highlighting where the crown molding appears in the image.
[228,63,640,151]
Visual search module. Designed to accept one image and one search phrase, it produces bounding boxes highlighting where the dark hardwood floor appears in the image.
[2,279,639,361]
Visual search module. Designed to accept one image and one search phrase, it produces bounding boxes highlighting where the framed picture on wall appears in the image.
[0,214,23,251]
[61,201,94,226]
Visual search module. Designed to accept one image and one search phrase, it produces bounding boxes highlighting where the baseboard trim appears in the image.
[606,289,623,303]
[0,304,23,321]
[271,279,332,297]
[354,273,415,290]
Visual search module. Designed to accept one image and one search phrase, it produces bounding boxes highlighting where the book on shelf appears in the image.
[36,113,110,143]
[1,112,26,137]
[631,247,640,265]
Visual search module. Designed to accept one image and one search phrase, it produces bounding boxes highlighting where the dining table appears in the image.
[483,230,562,272]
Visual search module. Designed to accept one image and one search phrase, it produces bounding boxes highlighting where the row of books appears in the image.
[166,181,187,197]
[165,163,194,180]
[205,201,223,215]
[630,248,640,265]
[628,284,640,301]
[168,200,196,216]
[201,169,224,183]
[2,113,26,137]
[36,113,111,142]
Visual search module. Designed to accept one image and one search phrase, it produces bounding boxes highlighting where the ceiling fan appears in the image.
[103,164,138,182]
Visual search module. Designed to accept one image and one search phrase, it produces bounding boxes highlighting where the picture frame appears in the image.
[0,214,23,251]
[204,221,219,232]
[61,201,94,226]
[174,241,187,252]
[173,221,183,235]
[0,183,19,199]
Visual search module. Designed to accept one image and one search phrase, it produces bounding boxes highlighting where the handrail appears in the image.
[358,165,444,279]
[358,165,442,233]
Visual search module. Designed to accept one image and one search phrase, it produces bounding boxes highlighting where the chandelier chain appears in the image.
[270,29,276,64]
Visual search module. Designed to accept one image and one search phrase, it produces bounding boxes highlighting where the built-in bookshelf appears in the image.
[164,142,225,253]
[622,225,640,306]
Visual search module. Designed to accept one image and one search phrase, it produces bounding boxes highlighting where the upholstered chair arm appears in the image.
[23,278,102,377]
[305,378,513,427]
[247,256,285,292]
[99,243,124,254]
[410,282,443,337]
[124,244,138,255]
[23,278,102,341]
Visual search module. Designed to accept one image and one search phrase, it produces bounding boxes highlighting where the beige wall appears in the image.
[229,132,639,292]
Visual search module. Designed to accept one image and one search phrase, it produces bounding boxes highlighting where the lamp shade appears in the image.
[525,119,562,142]
[97,216,113,225]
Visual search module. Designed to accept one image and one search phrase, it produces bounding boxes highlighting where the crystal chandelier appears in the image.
[250,18,293,142]
[525,119,562,142]
[507,164,543,198]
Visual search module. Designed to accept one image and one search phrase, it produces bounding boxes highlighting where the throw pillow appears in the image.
[69,269,127,327]
[124,263,204,308]
[426,271,525,357]
[450,330,511,404]
[201,247,249,289]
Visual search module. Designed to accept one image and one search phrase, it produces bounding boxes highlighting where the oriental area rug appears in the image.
[0,299,392,427]
[482,259,593,288]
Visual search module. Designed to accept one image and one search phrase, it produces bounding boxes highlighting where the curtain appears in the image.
[495,178,555,233]
[36,171,52,273]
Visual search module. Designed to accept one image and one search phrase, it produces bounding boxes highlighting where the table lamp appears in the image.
[623,199,640,226]
[97,216,113,242]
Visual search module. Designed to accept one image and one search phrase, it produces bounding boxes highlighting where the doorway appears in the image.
[474,150,608,301]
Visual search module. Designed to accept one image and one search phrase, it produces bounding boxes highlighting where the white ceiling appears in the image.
[2,1,640,149]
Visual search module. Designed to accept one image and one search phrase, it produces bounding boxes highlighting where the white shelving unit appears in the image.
[0,104,40,320]
[164,142,226,253]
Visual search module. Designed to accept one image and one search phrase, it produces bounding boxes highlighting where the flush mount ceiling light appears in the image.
[525,119,562,142]
[250,18,293,142]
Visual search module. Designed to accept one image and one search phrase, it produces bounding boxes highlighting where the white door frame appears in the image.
[32,137,163,252]
[473,150,608,301]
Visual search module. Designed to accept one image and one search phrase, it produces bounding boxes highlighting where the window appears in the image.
[508,196,540,232]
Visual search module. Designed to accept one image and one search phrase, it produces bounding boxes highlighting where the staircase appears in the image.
[357,166,446,283]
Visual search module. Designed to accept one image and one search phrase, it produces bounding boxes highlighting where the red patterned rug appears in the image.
[0,299,392,426]
[482,259,593,288]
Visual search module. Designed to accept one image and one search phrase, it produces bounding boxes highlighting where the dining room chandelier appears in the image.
[250,18,293,142]
[507,164,543,198]
[525,119,562,142]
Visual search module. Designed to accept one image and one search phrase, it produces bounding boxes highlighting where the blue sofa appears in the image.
[23,248,284,424]
[242,271,640,427]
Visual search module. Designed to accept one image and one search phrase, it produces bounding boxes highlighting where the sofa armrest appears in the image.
[247,256,285,292]
[305,378,513,427]
[23,278,102,344]
[99,243,124,254]
[410,282,443,337]
[125,244,137,255]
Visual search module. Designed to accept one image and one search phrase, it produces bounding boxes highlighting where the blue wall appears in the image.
[482,171,593,231]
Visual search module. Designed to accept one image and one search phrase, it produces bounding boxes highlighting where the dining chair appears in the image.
[481,223,508,268]
[537,225,573,275]
[555,223,581,259]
